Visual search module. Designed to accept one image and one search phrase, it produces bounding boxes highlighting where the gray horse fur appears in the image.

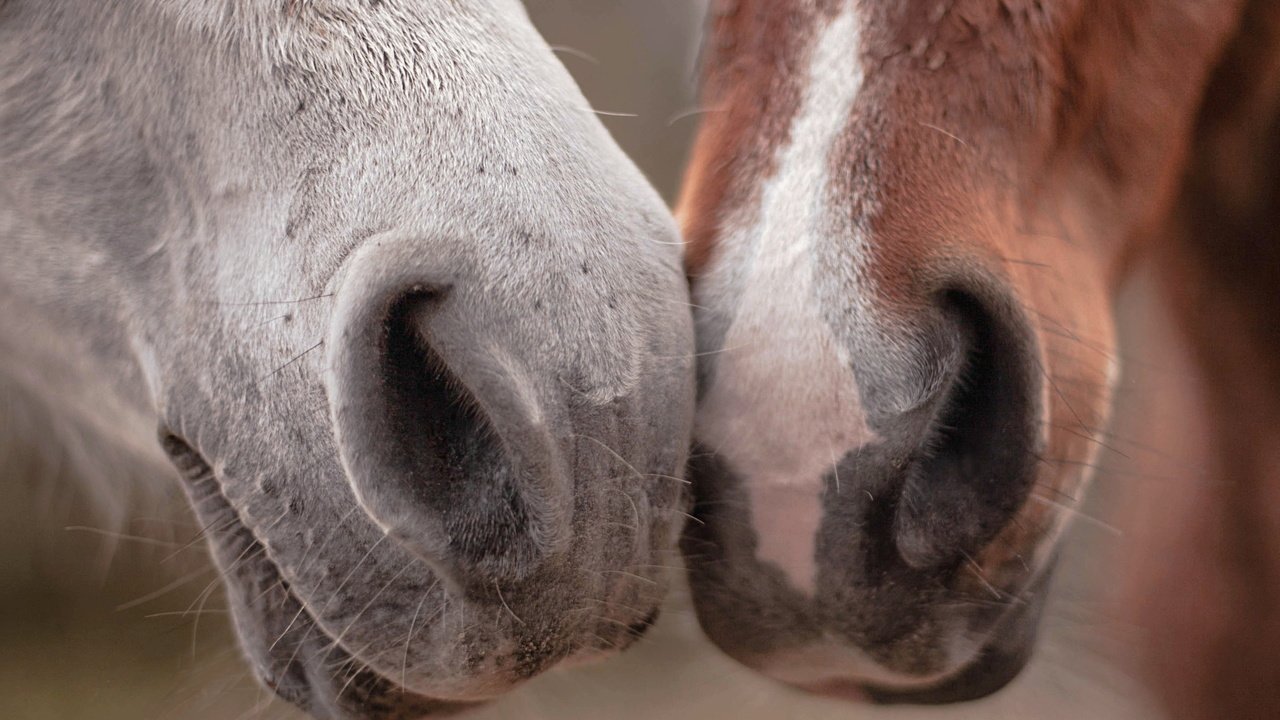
[0,1,695,717]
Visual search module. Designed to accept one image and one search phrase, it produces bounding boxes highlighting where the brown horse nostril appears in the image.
[893,289,1041,571]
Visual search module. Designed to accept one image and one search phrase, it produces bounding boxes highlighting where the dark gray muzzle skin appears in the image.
[863,565,1053,705]
[683,446,1051,704]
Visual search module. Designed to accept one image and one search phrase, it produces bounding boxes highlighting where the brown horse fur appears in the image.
[678,0,1280,710]
[1139,1,1280,717]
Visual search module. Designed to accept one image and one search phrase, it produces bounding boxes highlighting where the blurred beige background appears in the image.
[2,3,1194,719]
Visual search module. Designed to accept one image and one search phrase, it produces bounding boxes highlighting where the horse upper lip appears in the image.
[867,569,1049,705]
[165,423,675,715]
[861,637,1034,705]
[163,432,459,718]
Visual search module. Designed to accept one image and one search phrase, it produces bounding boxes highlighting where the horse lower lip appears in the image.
[862,642,1033,705]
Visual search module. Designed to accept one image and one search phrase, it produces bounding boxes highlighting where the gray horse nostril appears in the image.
[328,272,573,595]
[377,292,549,584]
[892,289,1041,571]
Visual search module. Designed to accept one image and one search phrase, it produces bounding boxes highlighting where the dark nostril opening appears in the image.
[377,291,544,586]
[894,289,1041,571]
[328,243,575,604]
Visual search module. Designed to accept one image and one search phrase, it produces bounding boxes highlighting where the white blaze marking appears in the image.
[696,4,871,594]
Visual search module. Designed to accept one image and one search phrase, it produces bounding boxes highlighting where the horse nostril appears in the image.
[328,273,572,595]
[893,289,1041,571]
[377,292,555,583]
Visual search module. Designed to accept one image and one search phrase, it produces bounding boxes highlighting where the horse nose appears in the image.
[684,273,1044,686]
[693,272,1042,583]
[325,243,572,595]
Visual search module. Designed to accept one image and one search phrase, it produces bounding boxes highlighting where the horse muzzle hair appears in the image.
[1,1,694,718]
